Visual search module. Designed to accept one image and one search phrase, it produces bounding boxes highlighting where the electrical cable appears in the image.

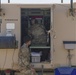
[2,36,16,70]
[11,49,15,69]
[3,49,8,69]
[12,35,16,69]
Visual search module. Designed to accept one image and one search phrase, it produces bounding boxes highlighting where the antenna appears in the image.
[0,0,1,10]
[0,0,2,16]
[70,0,74,16]
[61,0,63,3]
[8,0,10,3]
[71,0,73,10]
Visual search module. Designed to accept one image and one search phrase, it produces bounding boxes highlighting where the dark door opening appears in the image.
[21,8,51,62]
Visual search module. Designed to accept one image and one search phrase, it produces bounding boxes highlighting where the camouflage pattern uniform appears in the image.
[15,43,37,75]
[29,24,47,46]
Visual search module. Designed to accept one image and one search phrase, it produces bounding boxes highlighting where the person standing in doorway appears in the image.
[28,18,47,46]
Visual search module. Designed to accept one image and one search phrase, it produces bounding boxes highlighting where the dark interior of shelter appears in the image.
[21,8,51,62]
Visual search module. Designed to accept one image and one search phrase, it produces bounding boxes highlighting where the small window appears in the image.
[6,23,15,30]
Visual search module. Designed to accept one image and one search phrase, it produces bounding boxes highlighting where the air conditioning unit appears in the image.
[63,41,76,50]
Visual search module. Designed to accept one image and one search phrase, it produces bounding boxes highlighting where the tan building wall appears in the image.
[0,4,21,69]
[53,4,76,67]
[0,3,76,70]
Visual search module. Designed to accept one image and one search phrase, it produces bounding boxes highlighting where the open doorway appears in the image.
[21,8,51,62]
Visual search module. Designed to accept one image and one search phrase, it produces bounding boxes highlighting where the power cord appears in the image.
[11,49,15,69]
[3,49,8,69]
[11,35,17,69]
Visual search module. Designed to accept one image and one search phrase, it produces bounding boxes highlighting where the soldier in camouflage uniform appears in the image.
[15,36,37,75]
[29,19,47,46]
